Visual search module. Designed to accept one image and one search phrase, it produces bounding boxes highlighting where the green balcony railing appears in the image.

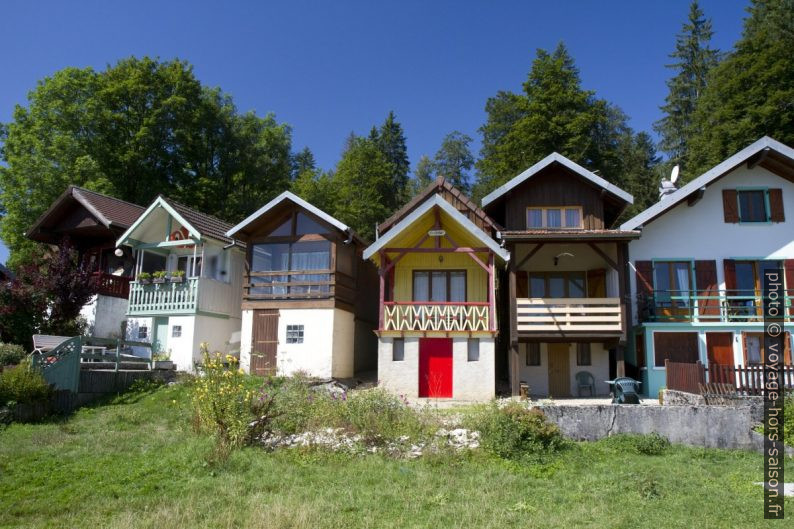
[128,278,198,315]
[638,289,794,323]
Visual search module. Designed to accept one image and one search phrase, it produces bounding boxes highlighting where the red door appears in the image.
[419,338,453,398]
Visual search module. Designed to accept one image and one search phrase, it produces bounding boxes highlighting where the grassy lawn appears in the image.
[0,381,791,529]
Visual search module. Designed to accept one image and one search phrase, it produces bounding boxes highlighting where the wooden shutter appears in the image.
[722,189,739,223]
[785,260,794,316]
[516,271,528,298]
[723,259,737,291]
[635,261,654,321]
[695,260,719,317]
[769,189,785,222]
[785,332,791,366]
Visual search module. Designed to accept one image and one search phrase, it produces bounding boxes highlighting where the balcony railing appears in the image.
[638,290,794,323]
[382,302,490,332]
[517,297,622,333]
[93,272,131,298]
[244,270,334,301]
[128,278,198,315]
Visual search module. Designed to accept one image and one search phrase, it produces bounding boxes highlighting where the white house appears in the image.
[622,136,794,397]
[116,196,245,371]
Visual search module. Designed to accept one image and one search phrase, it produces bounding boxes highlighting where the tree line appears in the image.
[1,0,792,268]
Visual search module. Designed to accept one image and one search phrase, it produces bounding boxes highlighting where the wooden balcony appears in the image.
[516,297,623,335]
[382,302,491,332]
[128,278,198,315]
[638,290,794,323]
[93,272,131,298]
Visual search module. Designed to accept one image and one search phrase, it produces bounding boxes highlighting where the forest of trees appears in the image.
[1,0,793,268]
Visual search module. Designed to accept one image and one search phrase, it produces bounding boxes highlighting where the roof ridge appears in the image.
[70,186,146,210]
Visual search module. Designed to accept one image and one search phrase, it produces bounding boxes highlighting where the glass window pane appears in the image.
[738,190,767,222]
[568,273,585,298]
[268,217,293,236]
[564,208,581,228]
[450,271,466,302]
[413,272,429,302]
[530,274,546,298]
[252,243,289,271]
[467,339,480,362]
[393,339,405,361]
[141,251,167,274]
[548,274,565,298]
[546,209,562,228]
[746,335,762,364]
[295,212,327,235]
[431,271,447,302]
[289,241,330,271]
[527,209,543,228]
[734,262,756,293]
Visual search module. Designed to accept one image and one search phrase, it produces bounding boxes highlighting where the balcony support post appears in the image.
[378,251,386,330]
[616,241,629,377]
[488,252,496,332]
[508,243,520,396]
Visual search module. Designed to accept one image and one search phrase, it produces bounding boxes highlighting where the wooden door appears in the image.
[547,343,571,397]
[419,338,453,398]
[251,309,279,376]
[707,332,734,383]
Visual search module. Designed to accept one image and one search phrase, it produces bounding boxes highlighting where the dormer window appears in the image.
[527,207,582,229]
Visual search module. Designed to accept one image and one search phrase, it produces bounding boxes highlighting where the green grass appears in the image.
[0,382,791,529]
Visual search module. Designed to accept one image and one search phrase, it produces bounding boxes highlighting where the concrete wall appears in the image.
[81,294,129,339]
[378,335,495,401]
[518,342,611,397]
[541,404,767,451]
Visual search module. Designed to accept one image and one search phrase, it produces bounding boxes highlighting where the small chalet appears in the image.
[26,186,144,337]
[622,136,794,397]
[225,191,378,378]
[482,154,637,398]
[115,196,245,371]
[364,178,508,401]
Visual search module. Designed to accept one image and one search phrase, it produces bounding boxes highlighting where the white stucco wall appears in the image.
[518,342,610,398]
[377,336,495,401]
[81,294,129,338]
[276,308,336,378]
[628,164,794,323]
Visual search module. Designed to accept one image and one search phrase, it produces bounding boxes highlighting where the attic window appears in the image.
[527,207,582,229]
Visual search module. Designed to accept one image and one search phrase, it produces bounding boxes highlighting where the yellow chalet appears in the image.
[363,178,509,400]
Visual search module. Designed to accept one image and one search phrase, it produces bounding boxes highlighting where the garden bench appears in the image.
[31,335,71,355]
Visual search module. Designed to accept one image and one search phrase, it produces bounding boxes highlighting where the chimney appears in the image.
[658,179,677,200]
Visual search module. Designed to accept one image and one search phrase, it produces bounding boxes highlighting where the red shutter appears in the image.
[723,259,737,291]
[635,260,654,321]
[785,260,794,316]
[769,189,785,222]
[695,260,719,317]
[722,189,739,223]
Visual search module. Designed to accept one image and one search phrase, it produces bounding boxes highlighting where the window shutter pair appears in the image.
[722,188,784,222]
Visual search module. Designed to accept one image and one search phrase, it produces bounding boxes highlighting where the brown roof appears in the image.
[378,176,500,235]
[160,196,237,245]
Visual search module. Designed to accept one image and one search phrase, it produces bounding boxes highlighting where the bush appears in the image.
[343,388,427,443]
[601,433,670,455]
[0,359,53,405]
[191,344,254,456]
[466,402,566,461]
[0,343,26,367]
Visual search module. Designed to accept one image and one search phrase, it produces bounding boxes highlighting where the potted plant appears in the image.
[152,270,167,284]
[170,269,185,283]
[137,272,152,285]
[152,350,174,370]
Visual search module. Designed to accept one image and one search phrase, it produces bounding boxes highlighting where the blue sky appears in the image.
[0,0,749,264]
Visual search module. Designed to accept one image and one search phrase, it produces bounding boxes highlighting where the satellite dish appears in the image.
[670,165,680,185]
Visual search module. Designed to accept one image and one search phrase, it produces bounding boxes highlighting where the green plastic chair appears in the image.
[575,371,595,397]
[612,377,641,404]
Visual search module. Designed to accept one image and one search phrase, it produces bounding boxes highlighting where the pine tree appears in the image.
[654,1,720,174]
[291,147,316,179]
[374,111,410,209]
[688,0,794,175]
[433,131,475,193]
[410,155,436,196]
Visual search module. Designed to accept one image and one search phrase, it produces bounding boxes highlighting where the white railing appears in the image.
[128,278,199,315]
[383,302,490,332]
[517,297,622,332]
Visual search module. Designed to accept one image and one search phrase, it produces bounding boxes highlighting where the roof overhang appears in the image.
[363,195,510,262]
[116,196,201,248]
[226,191,352,239]
[481,152,634,208]
[621,136,794,231]
[500,230,641,242]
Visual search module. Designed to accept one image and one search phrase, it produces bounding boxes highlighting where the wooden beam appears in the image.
[587,242,618,271]
[378,250,386,330]
[508,244,519,396]
[488,252,496,332]
[747,147,771,169]
[383,247,490,254]
[465,251,490,273]
[616,241,628,377]
[434,207,441,249]
[515,243,544,270]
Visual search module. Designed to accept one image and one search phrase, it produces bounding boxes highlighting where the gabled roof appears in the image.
[116,196,236,247]
[378,176,499,235]
[27,186,144,238]
[363,195,510,262]
[621,136,794,231]
[481,152,634,208]
[226,191,352,239]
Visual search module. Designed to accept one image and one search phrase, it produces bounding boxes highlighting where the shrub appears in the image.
[343,388,426,443]
[0,343,26,367]
[466,402,566,461]
[191,344,253,455]
[0,359,53,405]
[601,433,670,455]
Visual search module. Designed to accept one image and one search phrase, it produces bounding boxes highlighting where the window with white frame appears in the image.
[286,324,304,344]
[527,207,582,229]
[172,325,182,338]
